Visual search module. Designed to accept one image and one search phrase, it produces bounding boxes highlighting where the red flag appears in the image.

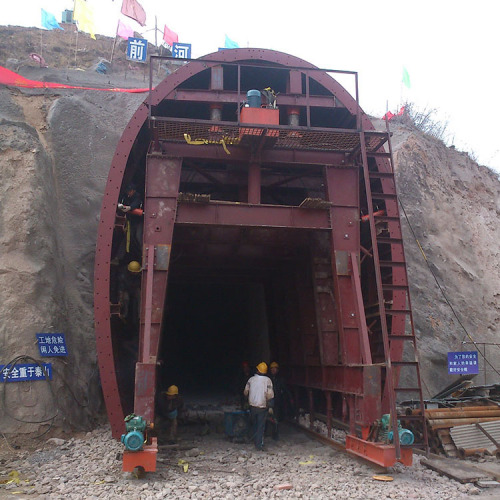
[163,25,178,47]
[0,65,150,92]
[117,19,134,40]
[121,0,146,27]
[382,111,395,121]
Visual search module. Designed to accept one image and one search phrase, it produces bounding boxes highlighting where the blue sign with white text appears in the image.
[126,37,147,63]
[172,42,191,59]
[36,333,68,357]
[0,363,52,382]
[447,351,479,374]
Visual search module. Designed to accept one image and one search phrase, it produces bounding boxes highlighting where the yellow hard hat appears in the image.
[127,261,141,273]
[256,362,268,374]
[270,361,279,369]
[166,385,179,396]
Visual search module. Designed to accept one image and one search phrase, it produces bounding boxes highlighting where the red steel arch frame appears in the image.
[94,48,407,457]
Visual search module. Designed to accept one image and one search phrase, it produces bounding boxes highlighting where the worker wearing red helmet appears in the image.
[268,361,292,440]
[244,362,274,451]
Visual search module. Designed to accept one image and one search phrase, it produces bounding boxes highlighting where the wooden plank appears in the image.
[476,480,500,488]
[472,463,500,482]
[421,457,493,484]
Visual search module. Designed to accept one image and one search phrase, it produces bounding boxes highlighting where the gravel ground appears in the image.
[0,417,490,500]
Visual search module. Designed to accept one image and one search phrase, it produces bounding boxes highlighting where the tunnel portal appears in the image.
[94,48,428,468]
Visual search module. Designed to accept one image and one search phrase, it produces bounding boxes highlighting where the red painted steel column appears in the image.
[248,162,261,204]
[324,167,363,366]
[134,155,182,422]
[308,388,314,430]
[326,391,332,439]
[349,252,372,364]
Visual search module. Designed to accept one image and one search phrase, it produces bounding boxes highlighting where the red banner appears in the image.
[121,0,146,27]
[0,66,150,93]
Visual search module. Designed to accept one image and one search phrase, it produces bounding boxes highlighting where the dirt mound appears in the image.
[0,25,157,73]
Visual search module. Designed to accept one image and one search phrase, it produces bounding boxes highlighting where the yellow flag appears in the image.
[74,0,96,40]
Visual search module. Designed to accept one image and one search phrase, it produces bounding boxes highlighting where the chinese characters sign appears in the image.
[172,42,191,59]
[0,363,52,382]
[448,351,479,374]
[127,37,147,63]
[36,333,68,357]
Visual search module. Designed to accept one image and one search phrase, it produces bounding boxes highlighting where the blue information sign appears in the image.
[447,351,479,374]
[172,42,191,59]
[0,363,52,382]
[36,333,68,357]
[126,37,147,63]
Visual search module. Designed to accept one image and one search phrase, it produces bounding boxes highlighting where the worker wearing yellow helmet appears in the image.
[158,385,184,444]
[117,261,141,321]
[127,260,141,273]
[244,362,274,451]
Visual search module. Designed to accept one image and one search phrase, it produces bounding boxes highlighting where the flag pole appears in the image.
[73,0,78,68]
[399,70,403,110]
[110,19,120,64]
[74,28,79,67]
[155,16,157,48]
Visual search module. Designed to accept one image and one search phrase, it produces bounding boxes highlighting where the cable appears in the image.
[52,362,90,408]
[398,199,500,378]
[0,431,16,452]
[1,355,59,425]
[1,357,98,436]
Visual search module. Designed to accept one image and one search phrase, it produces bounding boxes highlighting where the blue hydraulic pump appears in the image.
[379,414,415,445]
[121,414,148,452]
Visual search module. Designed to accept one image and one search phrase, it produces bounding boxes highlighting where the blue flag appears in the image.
[224,35,239,49]
[41,9,63,30]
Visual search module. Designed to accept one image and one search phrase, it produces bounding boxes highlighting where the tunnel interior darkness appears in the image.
[158,280,271,397]
[153,225,318,403]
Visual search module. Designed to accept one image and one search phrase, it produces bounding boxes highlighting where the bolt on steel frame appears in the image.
[94,49,428,470]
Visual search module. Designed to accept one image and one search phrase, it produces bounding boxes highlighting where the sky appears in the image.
[3,0,500,172]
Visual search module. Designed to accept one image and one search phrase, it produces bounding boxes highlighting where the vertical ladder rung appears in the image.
[377,237,403,245]
[368,169,394,178]
[385,309,411,316]
[371,192,398,200]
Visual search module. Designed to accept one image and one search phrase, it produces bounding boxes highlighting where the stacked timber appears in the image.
[406,405,500,457]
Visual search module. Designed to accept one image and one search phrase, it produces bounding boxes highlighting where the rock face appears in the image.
[0,86,143,433]
[0,70,498,433]
[387,121,500,395]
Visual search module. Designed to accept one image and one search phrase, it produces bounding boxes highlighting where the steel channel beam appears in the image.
[175,202,331,229]
[288,366,365,395]
[289,421,407,469]
[349,252,372,365]
[166,88,339,108]
[160,142,349,166]
[134,156,182,422]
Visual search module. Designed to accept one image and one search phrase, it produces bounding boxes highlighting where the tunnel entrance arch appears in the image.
[94,48,427,468]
